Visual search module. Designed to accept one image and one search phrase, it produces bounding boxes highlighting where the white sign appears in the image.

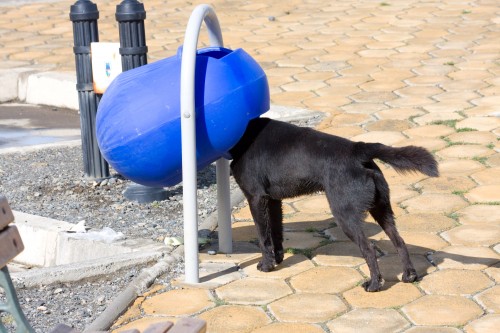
[91,42,122,94]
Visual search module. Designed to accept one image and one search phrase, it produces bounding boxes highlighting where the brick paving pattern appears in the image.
[1,0,499,332]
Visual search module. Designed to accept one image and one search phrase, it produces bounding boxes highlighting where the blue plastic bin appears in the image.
[96,47,269,187]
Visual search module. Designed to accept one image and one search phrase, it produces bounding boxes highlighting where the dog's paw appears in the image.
[362,277,385,292]
[402,268,418,283]
[274,250,284,265]
[257,260,275,272]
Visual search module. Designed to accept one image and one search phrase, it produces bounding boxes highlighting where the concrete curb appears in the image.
[0,67,79,110]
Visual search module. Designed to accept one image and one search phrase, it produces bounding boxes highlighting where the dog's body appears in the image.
[229,118,438,292]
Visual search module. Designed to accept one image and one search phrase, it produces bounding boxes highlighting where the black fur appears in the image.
[229,118,439,292]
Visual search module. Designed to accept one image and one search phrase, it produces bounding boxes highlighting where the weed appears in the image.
[446,212,460,222]
[305,227,318,233]
[462,10,471,14]
[486,143,495,149]
[456,127,477,132]
[431,119,457,128]
[380,2,390,6]
[472,156,488,165]
[286,247,314,259]
[444,61,455,66]
[452,190,468,196]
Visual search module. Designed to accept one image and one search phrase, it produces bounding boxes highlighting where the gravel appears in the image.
[0,144,237,332]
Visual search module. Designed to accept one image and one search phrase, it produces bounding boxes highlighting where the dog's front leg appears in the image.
[248,195,276,272]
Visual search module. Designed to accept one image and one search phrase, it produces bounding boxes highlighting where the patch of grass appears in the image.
[446,212,460,222]
[444,61,455,66]
[474,201,500,206]
[305,227,319,233]
[456,127,477,132]
[452,190,468,196]
[431,119,458,128]
[286,247,314,259]
[486,143,495,149]
[213,298,229,306]
[462,10,471,14]
[380,2,391,6]
[472,156,488,165]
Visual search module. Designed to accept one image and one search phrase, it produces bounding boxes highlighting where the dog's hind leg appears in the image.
[247,195,279,272]
[326,184,384,292]
[269,198,284,264]
[368,164,418,283]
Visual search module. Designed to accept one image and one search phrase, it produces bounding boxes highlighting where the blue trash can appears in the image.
[96,46,269,187]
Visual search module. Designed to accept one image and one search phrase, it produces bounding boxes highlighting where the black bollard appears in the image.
[116,0,168,203]
[70,0,110,179]
[116,0,148,70]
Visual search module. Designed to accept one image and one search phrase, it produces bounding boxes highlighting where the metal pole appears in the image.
[116,0,169,203]
[70,0,110,179]
[181,4,229,283]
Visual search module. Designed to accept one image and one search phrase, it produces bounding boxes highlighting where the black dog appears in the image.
[229,117,438,292]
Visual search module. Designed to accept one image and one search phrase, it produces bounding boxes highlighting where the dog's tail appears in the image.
[356,142,439,177]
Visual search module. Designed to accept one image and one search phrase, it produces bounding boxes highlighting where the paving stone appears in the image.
[484,263,500,283]
[395,213,456,233]
[359,254,436,282]
[343,282,422,309]
[475,285,500,313]
[215,277,292,305]
[446,131,497,145]
[327,308,409,333]
[350,131,406,145]
[438,159,485,175]
[198,305,271,333]
[464,314,500,333]
[325,222,384,242]
[114,317,178,333]
[401,193,468,214]
[431,246,500,270]
[389,185,419,203]
[414,175,476,194]
[290,266,363,294]
[364,120,412,132]
[141,288,214,316]
[377,232,449,254]
[242,253,315,279]
[322,126,366,138]
[436,145,494,159]
[403,327,462,333]
[441,224,500,247]
[329,113,375,127]
[375,108,425,120]
[402,295,483,326]
[283,231,327,250]
[231,221,258,242]
[465,185,500,203]
[412,112,463,126]
[282,212,335,232]
[313,242,366,267]
[419,269,493,296]
[173,262,243,290]
[456,117,500,131]
[404,125,455,138]
[293,195,331,215]
[251,322,326,333]
[393,137,448,152]
[199,242,261,265]
[269,293,347,323]
[471,167,500,185]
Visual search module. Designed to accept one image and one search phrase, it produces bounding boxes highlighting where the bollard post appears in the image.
[70,0,110,179]
[116,0,169,203]
[116,0,148,70]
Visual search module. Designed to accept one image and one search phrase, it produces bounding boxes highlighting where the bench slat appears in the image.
[0,195,15,230]
[0,225,24,268]
[143,322,174,333]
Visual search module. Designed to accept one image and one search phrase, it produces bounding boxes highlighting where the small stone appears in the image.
[37,306,48,312]
[208,250,217,255]
[53,288,63,294]
[268,16,276,21]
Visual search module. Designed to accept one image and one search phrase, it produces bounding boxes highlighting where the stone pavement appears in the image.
[1,0,499,332]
